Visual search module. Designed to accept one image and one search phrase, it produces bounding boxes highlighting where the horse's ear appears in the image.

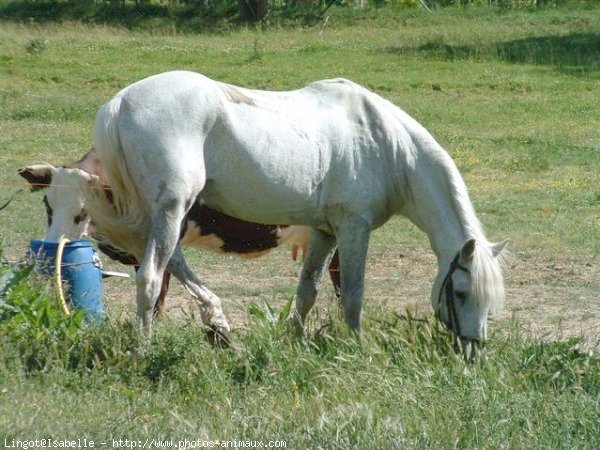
[17,164,56,191]
[459,238,477,265]
[491,239,509,258]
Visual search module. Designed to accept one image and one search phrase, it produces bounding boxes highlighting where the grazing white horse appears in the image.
[87,71,508,357]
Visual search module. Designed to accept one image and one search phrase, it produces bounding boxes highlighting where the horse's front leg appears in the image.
[335,219,371,332]
[167,247,230,347]
[292,228,337,333]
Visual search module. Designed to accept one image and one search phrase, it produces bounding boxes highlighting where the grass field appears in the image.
[1,3,599,448]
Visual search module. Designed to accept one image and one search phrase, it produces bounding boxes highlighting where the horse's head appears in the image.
[18,164,99,241]
[432,238,508,360]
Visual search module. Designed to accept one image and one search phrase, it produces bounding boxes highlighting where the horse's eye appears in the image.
[455,291,467,302]
[74,211,88,225]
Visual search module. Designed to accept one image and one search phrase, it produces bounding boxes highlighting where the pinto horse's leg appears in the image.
[328,249,341,299]
[154,271,171,317]
[167,247,230,347]
[293,229,337,332]
[335,219,371,331]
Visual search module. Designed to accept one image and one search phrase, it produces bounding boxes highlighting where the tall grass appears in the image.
[1,258,599,447]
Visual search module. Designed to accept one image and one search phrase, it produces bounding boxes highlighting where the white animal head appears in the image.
[432,238,508,359]
[18,164,99,241]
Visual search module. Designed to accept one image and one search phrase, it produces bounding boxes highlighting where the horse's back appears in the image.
[202,76,405,225]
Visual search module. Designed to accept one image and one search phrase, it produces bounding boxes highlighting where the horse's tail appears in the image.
[85,96,149,260]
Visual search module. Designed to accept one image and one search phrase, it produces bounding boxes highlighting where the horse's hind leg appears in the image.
[293,229,337,332]
[136,210,182,336]
[136,190,211,336]
[134,265,169,317]
[167,247,230,347]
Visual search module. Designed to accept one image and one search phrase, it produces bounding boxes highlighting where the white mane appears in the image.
[437,152,507,313]
[392,107,507,315]
[473,243,507,313]
[432,148,507,313]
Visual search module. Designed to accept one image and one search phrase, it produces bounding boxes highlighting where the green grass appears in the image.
[1,264,599,448]
[1,4,600,447]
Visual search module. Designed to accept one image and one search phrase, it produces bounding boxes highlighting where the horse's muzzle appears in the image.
[454,335,484,362]
[437,315,484,361]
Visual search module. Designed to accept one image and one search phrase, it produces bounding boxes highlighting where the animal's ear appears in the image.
[491,239,509,258]
[459,238,477,265]
[86,173,101,187]
[85,173,112,202]
[17,164,56,191]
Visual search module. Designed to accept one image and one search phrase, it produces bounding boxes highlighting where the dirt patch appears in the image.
[101,248,599,352]
[499,257,599,349]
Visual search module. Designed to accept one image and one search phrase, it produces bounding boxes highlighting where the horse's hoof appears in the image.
[206,325,230,349]
[288,316,306,339]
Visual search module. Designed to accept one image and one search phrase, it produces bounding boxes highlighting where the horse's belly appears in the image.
[201,180,321,226]
[200,95,335,225]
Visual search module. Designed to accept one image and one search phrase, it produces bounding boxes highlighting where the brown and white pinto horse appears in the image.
[18,149,340,322]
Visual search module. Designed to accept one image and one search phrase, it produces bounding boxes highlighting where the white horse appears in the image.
[87,71,508,357]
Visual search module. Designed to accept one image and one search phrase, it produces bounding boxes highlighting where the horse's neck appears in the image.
[400,144,484,264]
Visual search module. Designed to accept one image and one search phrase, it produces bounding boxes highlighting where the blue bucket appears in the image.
[29,239,104,322]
